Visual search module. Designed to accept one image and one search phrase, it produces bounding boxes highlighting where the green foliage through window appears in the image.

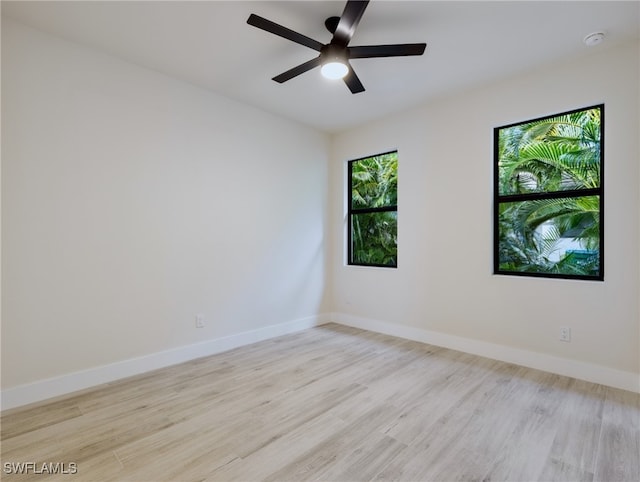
[348,152,398,267]
[494,105,603,280]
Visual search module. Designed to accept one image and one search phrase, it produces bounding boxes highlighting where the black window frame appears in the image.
[347,150,398,268]
[493,104,604,281]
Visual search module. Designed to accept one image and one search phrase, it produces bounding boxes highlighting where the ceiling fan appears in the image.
[247,0,426,94]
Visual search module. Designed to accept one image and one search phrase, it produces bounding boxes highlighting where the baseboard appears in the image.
[1,314,331,411]
[4,312,635,411]
[331,312,640,393]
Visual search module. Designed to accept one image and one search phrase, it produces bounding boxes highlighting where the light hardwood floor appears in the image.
[1,323,639,481]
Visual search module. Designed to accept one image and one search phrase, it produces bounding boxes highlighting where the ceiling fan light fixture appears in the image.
[321,61,349,79]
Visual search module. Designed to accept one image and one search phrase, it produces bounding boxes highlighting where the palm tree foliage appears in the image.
[496,106,602,277]
[351,211,397,266]
[350,152,398,267]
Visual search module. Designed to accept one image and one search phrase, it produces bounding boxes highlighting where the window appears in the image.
[348,151,398,268]
[494,105,604,280]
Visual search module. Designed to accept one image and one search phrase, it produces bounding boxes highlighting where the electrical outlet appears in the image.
[559,326,571,342]
[195,314,205,328]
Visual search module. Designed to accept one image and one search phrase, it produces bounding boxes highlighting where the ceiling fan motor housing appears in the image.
[322,43,348,63]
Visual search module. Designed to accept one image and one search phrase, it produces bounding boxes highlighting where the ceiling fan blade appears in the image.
[272,56,322,83]
[332,0,370,47]
[343,63,365,94]
[349,43,427,58]
[247,14,324,52]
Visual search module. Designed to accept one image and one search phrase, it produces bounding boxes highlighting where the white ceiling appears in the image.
[2,1,639,133]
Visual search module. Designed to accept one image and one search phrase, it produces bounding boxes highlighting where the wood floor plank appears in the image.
[538,379,606,481]
[0,400,83,440]
[374,364,537,481]
[481,373,572,482]
[202,411,348,481]
[1,323,638,482]
[260,404,403,482]
[380,354,509,445]
[593,387,640,482]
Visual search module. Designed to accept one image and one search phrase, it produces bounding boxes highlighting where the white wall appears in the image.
[1,18,329,394]
[329,42,640,387]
